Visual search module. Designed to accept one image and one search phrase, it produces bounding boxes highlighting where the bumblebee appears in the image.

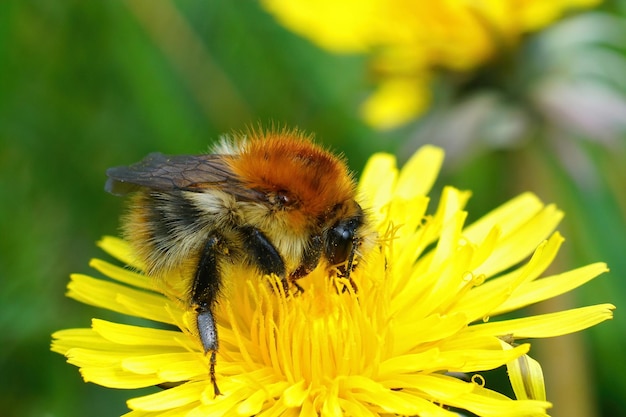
[105,128,371,395]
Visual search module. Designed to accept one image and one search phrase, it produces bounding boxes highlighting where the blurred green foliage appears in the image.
[1,1,624,417]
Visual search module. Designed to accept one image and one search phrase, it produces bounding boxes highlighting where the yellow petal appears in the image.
[91,319,190,347]
[236,388,268,415]
[448,386,551,417]
[471,205,564,277]
[51,328,106,354]
[360,76,431,129]
[463,193,544,243]
[261,0,375,52]
[282,380,310,407]
[127,381,205,411]
[504,344,547,401]
[380,373,474,397]
[67,274,178,325]
[122,352,205,380]
[80,363,164,389]
[321,378,342,416]
[337,396,381,417]
[378,348,441,376]
[97,236,141,269]
[89,258,154,291]
[395,145,444,199]
[358,152,397,219]
[469,304,615,338]
[494,262,609,314]
[392,313,469,356]
[385,195,430,247]
[65,347,130,369]
[454,233,565,322]
[342,375,433,415]
[439,343,531,373]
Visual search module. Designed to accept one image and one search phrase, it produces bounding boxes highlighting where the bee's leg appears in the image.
[343,236,360,293]
[289,235,323,293]
[332,236,360,294]
[239,226,289,293]
[192,234,223,397]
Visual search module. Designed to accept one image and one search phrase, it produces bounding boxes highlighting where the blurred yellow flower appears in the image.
[262,0,602,128]
[52,146,613,416]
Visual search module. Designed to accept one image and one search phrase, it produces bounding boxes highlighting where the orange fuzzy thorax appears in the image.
[228,130,356,225]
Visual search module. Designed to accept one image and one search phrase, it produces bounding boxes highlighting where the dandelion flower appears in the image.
[261,0,603,128]
[52,145,614,416]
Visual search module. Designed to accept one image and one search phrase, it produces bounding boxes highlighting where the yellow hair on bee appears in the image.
[121,193,195,298]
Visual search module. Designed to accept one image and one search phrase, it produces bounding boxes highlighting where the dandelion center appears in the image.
[221,268,385,392]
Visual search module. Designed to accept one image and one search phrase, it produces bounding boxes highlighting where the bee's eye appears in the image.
[272,190,298,208]
[277,190,292,206]
[325,218,359,266]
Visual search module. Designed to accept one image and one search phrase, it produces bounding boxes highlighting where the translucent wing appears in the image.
[105,152,261,201]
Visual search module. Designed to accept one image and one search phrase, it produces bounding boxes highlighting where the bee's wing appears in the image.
[105,152,260,200]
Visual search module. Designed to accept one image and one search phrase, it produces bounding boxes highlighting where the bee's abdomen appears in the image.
[124,191,213,277]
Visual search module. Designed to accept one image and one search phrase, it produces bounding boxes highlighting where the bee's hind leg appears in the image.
[193,234,225,397]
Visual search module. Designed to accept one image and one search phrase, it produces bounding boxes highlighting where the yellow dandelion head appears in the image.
[261,0,603,128]
[52,146,614,416]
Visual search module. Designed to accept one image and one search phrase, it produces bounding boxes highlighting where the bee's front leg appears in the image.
[289,235,323,293]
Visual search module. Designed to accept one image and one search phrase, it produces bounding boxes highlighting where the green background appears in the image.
[1,1,624,416]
